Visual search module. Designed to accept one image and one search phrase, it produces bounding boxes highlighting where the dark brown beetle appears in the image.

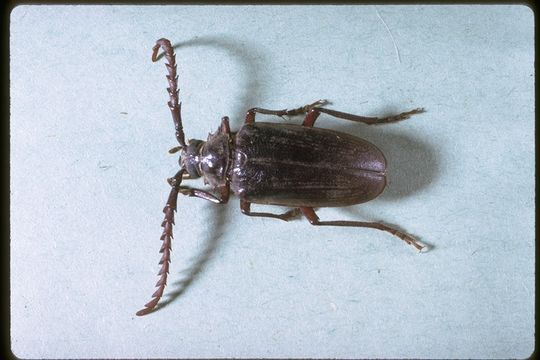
[137,38,425,316]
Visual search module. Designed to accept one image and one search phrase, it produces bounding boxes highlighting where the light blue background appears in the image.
[10,5,534,359]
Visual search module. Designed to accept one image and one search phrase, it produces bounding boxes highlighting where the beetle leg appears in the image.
[178,184,230,204]
[244,100,328,124]
[240,200,301,222]
[245,107,287,124]
[303,107,425,127]
[300,207,425,251]
[218,184,230,203]
[302,109,321,127]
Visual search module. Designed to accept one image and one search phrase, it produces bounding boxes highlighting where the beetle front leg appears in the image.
[240,200,301,221]
[178,184,230,204]
[300,207,425,251]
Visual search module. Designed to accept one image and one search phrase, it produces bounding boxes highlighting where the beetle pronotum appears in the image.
[136,38,425,316]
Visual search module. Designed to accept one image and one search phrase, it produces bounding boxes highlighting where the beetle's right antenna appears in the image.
[152,38,186,148]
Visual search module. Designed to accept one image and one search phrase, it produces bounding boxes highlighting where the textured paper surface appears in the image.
[10,5,534,358]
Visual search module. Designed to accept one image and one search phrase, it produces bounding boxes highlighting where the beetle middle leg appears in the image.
[300,207,425,251]
[240,200,301,221]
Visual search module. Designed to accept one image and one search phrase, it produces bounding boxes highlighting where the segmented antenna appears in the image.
[136,184,179,316]
[152,38,186,147]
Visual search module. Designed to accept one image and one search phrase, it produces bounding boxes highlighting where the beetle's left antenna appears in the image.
[136,170,184,316]
[152,38,187,148]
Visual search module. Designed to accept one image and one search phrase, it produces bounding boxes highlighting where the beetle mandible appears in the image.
[136,38,425,316]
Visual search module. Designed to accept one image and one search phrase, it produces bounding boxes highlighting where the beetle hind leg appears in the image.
[245,100,424,127]
[240,200,301,222]
[300,207,425,251]
[244,100,329,124]
[302,107,425,127]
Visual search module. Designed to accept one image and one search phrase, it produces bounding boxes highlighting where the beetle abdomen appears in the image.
[231,123,386,207]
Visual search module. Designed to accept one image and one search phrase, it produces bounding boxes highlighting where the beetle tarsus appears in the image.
[382,107,425,123]
[389,230,425,251]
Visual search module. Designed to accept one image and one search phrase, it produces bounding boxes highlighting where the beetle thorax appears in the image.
[180,131,231,188]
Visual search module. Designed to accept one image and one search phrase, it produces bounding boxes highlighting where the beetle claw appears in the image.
[405,236,426,252]
[415,241,431,253]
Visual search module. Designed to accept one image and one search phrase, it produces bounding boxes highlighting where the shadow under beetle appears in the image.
[137,38,426,316]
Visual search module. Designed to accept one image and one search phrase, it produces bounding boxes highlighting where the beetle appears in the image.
[136,38,425,316]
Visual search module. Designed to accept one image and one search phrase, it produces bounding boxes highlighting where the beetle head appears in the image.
[179,139,204,179]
